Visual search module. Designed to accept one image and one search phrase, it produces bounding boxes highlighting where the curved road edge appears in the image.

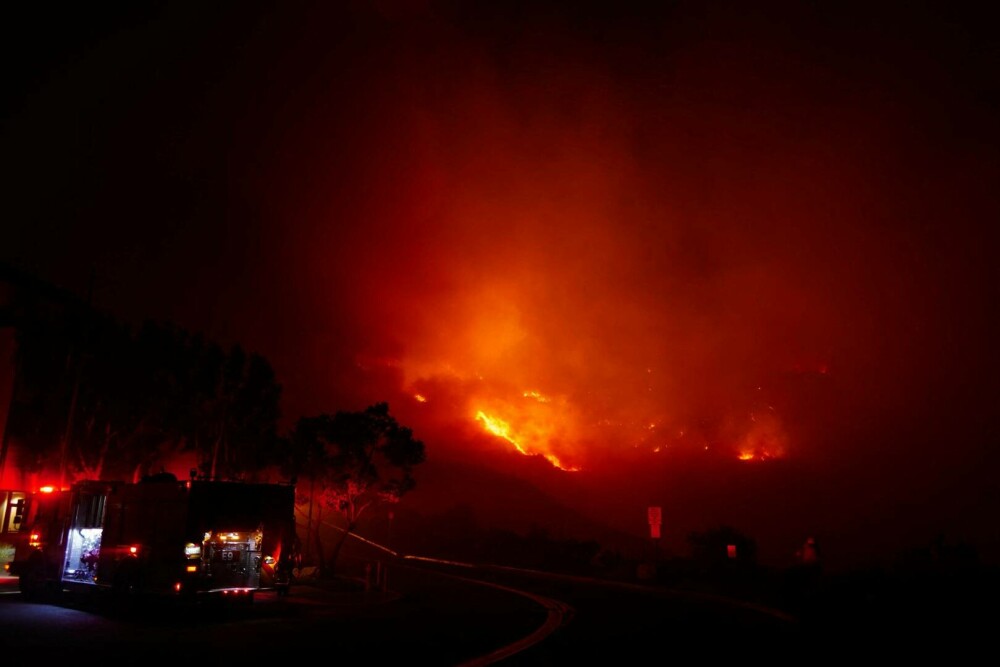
[400,556,575,666]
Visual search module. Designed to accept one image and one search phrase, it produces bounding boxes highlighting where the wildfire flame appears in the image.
[475,410,581,472]
[475,411,528,455]
[399,281,794,470]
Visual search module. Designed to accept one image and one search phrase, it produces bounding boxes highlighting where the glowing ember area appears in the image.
[737,448,784,462]
[733,411,787,462]
[405,340,796,470]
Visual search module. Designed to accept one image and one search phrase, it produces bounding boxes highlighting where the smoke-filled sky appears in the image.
[4,1,999,563]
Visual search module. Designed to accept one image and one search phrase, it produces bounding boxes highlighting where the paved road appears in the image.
[30,555,981,664]
[7,542,993,665]
[405,559,802,664]
[1,567,548,665]
[2,558,805,665]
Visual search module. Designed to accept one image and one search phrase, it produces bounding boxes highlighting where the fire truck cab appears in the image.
[1,488,33,575]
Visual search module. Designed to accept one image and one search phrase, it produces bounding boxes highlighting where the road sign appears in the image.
[647,506,662,539]
[647,506,661,525]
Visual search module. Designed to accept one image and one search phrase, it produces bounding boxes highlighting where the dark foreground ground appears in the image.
[639,557,999,652]
[3,548,997,661]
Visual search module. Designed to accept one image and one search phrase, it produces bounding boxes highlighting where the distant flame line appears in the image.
[474,410,580,472]
[475,411,529,455]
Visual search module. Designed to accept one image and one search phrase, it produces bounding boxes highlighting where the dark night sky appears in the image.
[3,1,999,567]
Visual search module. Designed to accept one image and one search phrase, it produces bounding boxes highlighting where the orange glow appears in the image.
[9,1,993,583]
[185,565,197,572]
[174,582,182,592]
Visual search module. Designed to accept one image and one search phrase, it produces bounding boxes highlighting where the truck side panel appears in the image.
[96,481,188,594]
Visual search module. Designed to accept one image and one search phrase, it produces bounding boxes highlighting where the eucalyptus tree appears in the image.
[284,403,425,576]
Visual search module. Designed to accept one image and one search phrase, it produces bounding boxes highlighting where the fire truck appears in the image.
[8,474,297,603]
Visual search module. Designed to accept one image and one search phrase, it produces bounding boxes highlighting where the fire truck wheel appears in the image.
[112,560,139,596]
[18,553,49,601]
[18,568,43,599]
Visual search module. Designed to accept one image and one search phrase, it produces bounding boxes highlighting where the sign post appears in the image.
[647,506,662,539]
[645,506,663,572]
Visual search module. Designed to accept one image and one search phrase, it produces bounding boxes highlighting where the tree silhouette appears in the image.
[7,307,282,484]
[284,402,425,577]
[7,304,85,477]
